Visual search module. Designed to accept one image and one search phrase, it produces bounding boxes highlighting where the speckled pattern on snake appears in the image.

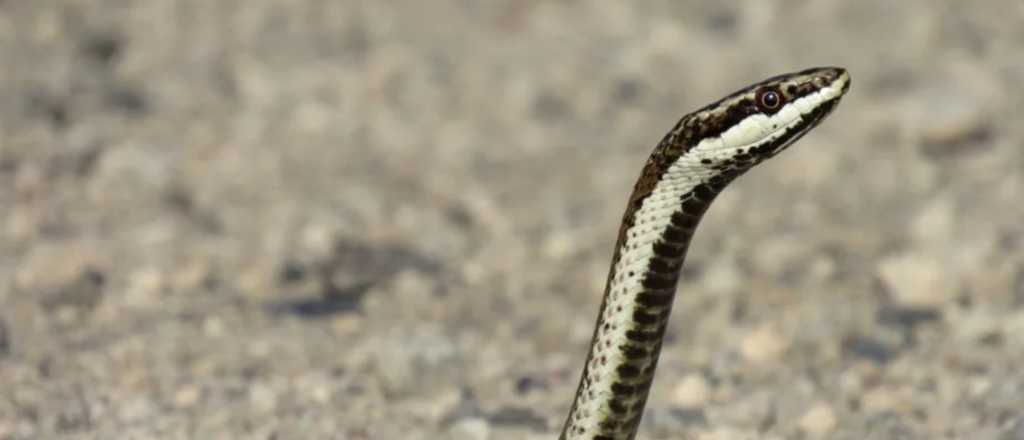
[559,67,851,440]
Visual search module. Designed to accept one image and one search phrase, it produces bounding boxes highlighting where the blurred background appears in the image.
[1,1,1023,439]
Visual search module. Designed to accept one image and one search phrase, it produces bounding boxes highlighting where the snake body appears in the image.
[559,67,851,440]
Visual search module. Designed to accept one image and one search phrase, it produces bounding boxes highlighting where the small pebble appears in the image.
[331,314,364,335]
[917,83,991,157]
[125,266,163,307]
[16,243,105,307]
[876,253,955,308]
[919,112,991,157]
[740,326,789,364]
[672,373,710,408]
[173,385,201,409]
[237,260,277,298]
[541,231,577,260]
[862,386,909,414]
[798,402,837,437]
[449,417,490,440]
[842,334,896,364]
[249,383,278,413]
[172,258,213,291]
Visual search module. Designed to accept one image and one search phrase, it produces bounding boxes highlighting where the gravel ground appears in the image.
[2,1,1024,439]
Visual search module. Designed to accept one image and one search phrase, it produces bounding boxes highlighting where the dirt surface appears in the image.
[2,1,1024,439]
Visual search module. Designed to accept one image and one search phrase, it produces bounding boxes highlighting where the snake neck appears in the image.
[559,157,742,440]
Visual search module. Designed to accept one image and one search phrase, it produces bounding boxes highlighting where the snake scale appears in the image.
[559,67,851,440]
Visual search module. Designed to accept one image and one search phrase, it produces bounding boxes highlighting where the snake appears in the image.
[558,66,851,440]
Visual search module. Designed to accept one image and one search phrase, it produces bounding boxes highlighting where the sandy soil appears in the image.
[2,1,1024,439]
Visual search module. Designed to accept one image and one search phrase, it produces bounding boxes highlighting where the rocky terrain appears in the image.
[1,1,1023,439]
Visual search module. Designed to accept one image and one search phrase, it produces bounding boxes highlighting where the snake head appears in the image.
[670,66,850,171]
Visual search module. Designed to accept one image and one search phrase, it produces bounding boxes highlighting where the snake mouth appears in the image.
[763,98,838,159]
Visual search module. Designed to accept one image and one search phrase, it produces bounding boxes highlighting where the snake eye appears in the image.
[757,89,782,111]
